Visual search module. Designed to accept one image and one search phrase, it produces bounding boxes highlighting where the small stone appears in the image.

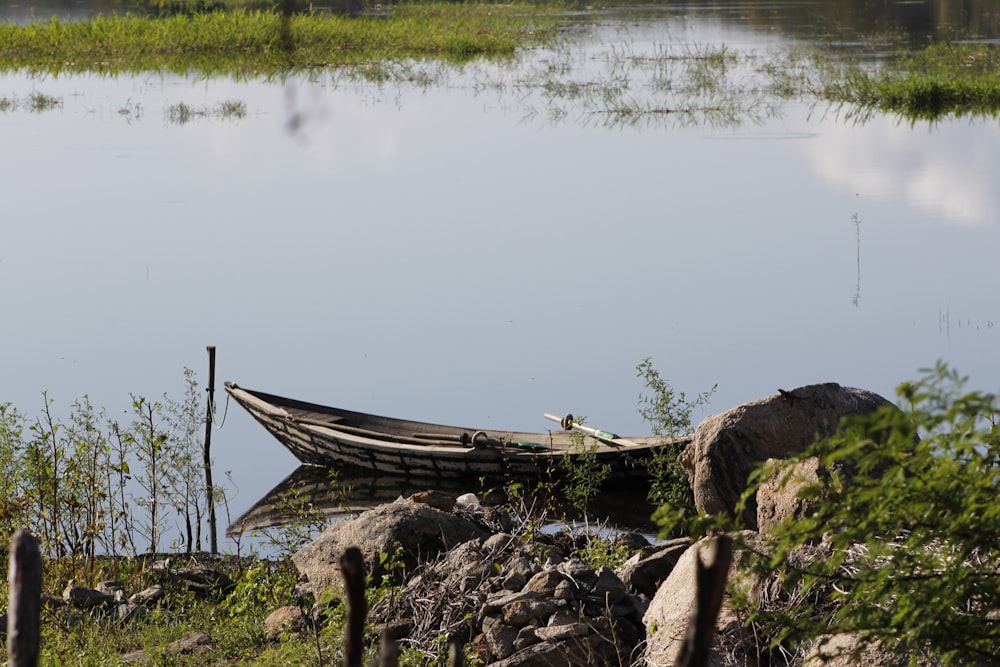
[483,589,540,614]
[513,625,540,650]
[128,585,164,607]
[484,622,519,660]
[410,490,456,512]
[588,567,628,604]
[534,622,590,641]
[502,598,558,626]
[97,581,126,602]
[117,603,147,624]
[168,631,213,654]
[483,532,515,552]
[523,569,566,597]
[263,605,309,639]
[63,581,113,609]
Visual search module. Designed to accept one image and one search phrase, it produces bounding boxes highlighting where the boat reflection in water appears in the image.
[228,465,662,538]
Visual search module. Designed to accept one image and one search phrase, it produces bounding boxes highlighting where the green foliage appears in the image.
[739,362,1000,664]
[0,6,559,77]
[822,43,1000,120]
[0,368,211,562]
[561,428,611,512]
[224,559,299,619]
[577,536,634,571]
[250,468,342,560]
[636,358,716,515]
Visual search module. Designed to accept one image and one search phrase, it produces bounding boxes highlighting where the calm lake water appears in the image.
[2,1,999,547]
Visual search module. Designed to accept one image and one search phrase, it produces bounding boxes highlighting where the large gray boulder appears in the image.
[643,536,752,667]
[292,496,490,596]
[680,383,892,528]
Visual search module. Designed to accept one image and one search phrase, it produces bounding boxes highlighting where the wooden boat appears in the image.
[225,382,690,481]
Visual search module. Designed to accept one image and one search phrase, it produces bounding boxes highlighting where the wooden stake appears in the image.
[677,534,733,667]
[204,346,218,554]
[341,547,367,667]
[8,528,42,667]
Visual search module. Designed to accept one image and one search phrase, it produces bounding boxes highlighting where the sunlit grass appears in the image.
[820,43,1000,119]
[0,4,561,76]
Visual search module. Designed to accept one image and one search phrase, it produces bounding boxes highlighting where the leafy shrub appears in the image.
[737,362,1000,665]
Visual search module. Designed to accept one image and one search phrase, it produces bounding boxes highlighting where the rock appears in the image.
[128,584,164,607]
[263,605,310,639]
[116,603,147,623]
[644,535,752,667]
[410,489,456,512]
[756,456,822,535]
[172,565,236,597]
[97,580,126,602]
[803,633,935,666]
[169,631,214,654]
[292,497,490,595]
[502,598,560,625]
[485,621,521,660]
[122,630,214,663]
[680,383,893,527]
[587,566,628,605]
[616,537,691,598]
[523,569,566,597]
[63,581,114,608]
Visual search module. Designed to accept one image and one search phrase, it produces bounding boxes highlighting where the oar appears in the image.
[543,412,632,444]
[544,412,618,440]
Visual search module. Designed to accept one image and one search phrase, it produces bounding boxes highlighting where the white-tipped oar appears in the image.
[543,412,641,447]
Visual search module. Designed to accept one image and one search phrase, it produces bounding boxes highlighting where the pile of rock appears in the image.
[289,493,670,666]
[282,381,911,666]
[378,531,648,666]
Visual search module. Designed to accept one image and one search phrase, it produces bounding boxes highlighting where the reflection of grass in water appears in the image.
[0,92,63,112]
[513,41,809,128]
[166,98,247,124]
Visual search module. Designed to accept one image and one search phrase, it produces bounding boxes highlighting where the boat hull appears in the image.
[225,382,688,482]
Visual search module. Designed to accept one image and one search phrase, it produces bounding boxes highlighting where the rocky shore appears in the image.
[4,382,932,666]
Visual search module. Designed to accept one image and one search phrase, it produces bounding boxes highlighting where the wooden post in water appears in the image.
[8,528,42,667]
[203,346,218,555]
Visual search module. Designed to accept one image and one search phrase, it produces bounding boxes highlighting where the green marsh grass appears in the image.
[0,5,560,76]
[820,43,1000,119]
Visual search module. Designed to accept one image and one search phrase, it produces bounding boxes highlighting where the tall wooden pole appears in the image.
[204,346,218,554]
[8,528,41,667]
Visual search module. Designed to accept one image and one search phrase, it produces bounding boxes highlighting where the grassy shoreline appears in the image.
[1,4,998,119]
[0,4,562,75]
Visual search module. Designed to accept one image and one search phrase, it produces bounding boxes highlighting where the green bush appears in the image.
[738,362,1000,664]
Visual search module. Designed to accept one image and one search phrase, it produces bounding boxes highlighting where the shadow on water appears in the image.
[228,465,662,537]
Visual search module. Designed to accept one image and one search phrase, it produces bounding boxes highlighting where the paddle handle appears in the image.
[543,413,565,426]
[543,413,620,440]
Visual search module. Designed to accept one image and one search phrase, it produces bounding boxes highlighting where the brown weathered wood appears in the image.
[224,382,692,481]
[448,640,464,667]
[341,547,367,667]
[677,534,734,667]
[204,345,218,554]
[379,628,399,667]
[8,528,42,667]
